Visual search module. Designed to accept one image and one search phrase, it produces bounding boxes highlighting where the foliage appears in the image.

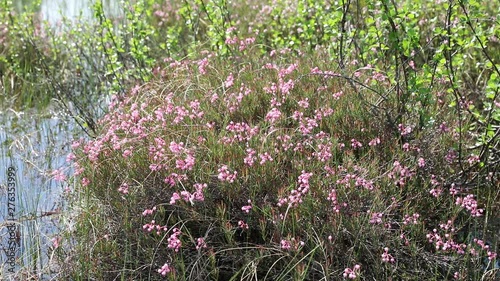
[1,0,499,280]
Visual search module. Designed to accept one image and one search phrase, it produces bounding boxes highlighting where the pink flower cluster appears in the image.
[143,220,168,235]
[368,137,380,146]
[351,138,362,149]
[426,221,467,254]
[170,183,206,205]
[280,238,304,251]
[368,212,383,225]
[118,183,129,194]
[258,152,273,165]
[241,199,252,213]
[336,172,375,190]
[398,123,412,136]
[217,165,238,183]
[168,141,184,154]
[244,148,256,166]
[343,264,361,279]
[429,174,443,198]
[403,213,420,225]
[381,247,395,263]
[277,171,313,207]
[224,85,252,113]
[326,188,343,213]
[157,263,171,276]
[142,206,157,216]
[455,194,483,217]
[388,161,414,187]
[220,121,259,144]
[51,168,67,182]
[224,35,255,51]
[238,220,249,229]
[197,57,209,74]
[196,237,207,250]
[167,228,182,252]
[473,239,497,260]
[265,107,282,123]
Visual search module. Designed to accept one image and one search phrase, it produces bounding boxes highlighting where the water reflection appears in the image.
[0,109,77,278]
[18,0,122,25]
[42,0,121,25]
[2,1,118,278]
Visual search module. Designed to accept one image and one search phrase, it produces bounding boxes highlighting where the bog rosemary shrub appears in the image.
[67,38,498,279]
[2,0,498,280]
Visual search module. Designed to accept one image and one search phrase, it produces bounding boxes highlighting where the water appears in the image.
[0,108,77,279]
[1,0,120,278]
[16,0,122,26]
[40,0,122,26]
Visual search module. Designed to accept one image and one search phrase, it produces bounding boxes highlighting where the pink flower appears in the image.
[66,153,76,162]
[170,192,181,204]
[118,183,129,194]
[192,183,207,202]
[343,264,361,279]
[244,148,256,166]
[51,236,62,249]
[332,91,344,100]
[297,98,309,108]
[278,171,313,208]
[258,152,273,165]
[238,220,248,229]
[351,139,362,149]
[398,124,412,136]
[368,138,380,146]
[81,178,90,186]
[327,189,341,213]
[167,228,182,252]
[196,237,207,250]
[217,165,237,183]
[417,157,425,168]
[157,263,172,276]
[197,57,209,74]
[402,142,410,151]
[403,213,420,225]
[180,191,191,202]
[224,73,234,88]
[241,200,252,213]
[456,194,483,217]
[381,247,395,263]
[265,107,282,123]
[71,140,81,149]
[51,168,66,182]
[122,148,133,158]
[176,153,196,171]
[280,239,291,250]
[369,212,383,224]
[430,188,442,198]
[142,206,157,216]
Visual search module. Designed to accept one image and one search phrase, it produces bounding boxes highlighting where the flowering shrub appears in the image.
[39,0,499,280]
[66,38,498,279]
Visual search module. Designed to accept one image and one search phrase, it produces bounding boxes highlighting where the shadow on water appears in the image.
[0,108,79,279]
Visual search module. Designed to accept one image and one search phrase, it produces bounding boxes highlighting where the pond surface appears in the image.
[17,0,122,25]
[0,107,80,279]
[1,0,120,278]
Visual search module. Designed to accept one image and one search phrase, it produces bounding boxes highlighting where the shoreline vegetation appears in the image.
[1,0,499,280]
